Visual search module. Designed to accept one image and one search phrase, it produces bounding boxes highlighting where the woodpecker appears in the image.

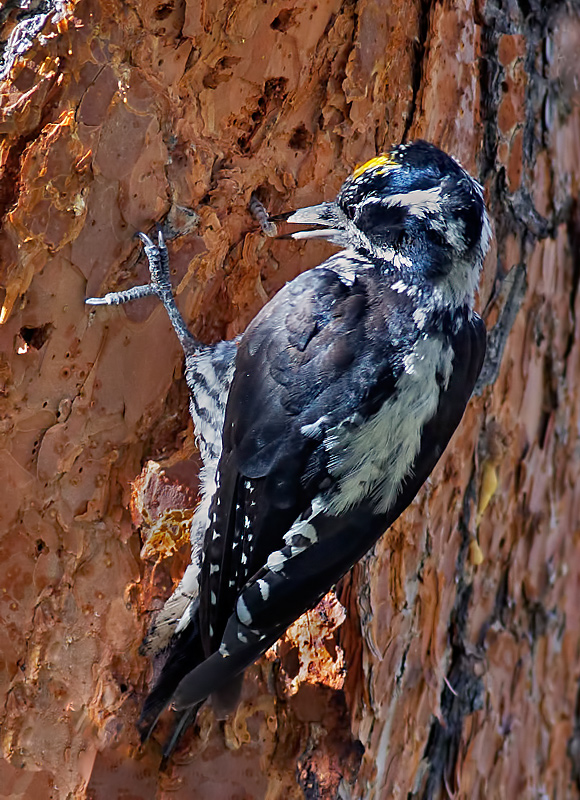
[87,140,491,753]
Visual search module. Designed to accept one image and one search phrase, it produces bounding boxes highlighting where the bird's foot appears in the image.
[86,228,196,353]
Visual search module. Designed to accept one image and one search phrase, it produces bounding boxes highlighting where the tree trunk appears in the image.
[1,0,580,797]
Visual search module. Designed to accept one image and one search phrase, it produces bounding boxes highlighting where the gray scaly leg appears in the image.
[86,230,198,356]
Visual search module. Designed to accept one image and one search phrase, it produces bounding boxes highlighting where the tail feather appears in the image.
[138,600,204,742]
[160,705,203,766]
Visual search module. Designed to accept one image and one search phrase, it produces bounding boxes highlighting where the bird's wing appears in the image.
[184,263,484,694]
[140,262,388,730]
[172,294,485,708]
[198,263,407,655]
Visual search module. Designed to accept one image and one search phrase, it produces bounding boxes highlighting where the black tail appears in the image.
[138,600,205,743]
[160,705,203,767]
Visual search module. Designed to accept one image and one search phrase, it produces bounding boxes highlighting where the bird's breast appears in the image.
[322,333,454,516]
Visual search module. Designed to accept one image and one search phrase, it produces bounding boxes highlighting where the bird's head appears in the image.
[286,140,491,302]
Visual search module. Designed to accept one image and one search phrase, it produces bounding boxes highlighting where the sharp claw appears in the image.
[136,231,155,247]
[88,226,197,352]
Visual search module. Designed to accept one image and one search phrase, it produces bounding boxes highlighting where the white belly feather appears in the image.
[323,334,454,515]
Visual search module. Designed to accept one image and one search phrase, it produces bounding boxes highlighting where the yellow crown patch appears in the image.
[352,154,398,180]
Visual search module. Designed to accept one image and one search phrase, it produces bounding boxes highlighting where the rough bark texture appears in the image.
[1,0,580,797]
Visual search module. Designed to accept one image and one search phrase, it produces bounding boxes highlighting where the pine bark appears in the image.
[1,0,580,797]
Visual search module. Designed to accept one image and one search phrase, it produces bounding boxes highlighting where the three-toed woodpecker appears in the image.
[87,140,491,751]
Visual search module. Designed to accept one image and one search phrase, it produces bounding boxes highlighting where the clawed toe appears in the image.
[86,226,197,354]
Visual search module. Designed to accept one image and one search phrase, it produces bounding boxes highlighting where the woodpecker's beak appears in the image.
[273,202,347,245]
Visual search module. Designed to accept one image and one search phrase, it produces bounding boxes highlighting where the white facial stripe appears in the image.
[384,186,443,216]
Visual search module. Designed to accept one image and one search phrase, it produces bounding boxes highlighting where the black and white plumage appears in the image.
[87,140,491,752]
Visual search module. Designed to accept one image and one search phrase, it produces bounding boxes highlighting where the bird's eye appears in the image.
[355,201,406,237]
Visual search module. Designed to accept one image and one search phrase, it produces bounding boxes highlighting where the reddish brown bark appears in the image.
[1,0,580,797]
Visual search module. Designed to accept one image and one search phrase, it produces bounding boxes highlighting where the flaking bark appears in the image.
[1,0,580,797]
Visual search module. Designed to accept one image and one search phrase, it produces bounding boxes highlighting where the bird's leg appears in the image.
[86,229,198,356]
